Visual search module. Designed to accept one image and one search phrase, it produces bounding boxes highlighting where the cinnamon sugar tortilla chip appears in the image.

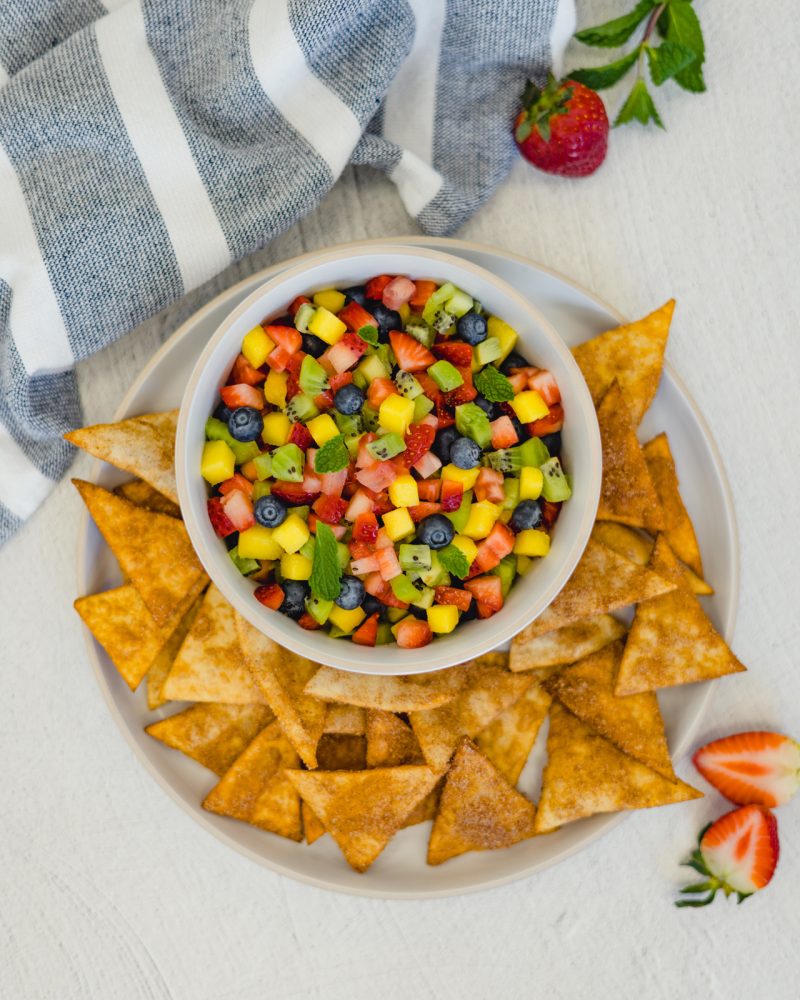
[409,653,532,773]
[115,479,181,518]
[286,766,439,872]
[162,585,265,705]
[203,721,302,840]
[302,801,326,845]
[544,642,675,779]
[316,733,367,771]
[517,538,676,640]
[572,300,674,425]
[592,522,713,595]
[643,432,704,577]
[65,410,179,503]
[535,703,701,833]
[146,590,205,709]
[427,740,537,865]
[305,663,467,712]
[236,613,326,769]
[73,479,205,625]
[615,537,745,696]
[476,678,553,785]
[324,704,366,735]
[509,613,626,672]
[596,382,665,532]
[145,703,273,775]
[365,711,438,826]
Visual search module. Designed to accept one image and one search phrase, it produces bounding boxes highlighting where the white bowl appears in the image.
[176,246,601,675]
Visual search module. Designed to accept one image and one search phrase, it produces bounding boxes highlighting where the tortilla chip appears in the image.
[509,613,626,672]
[476,678,553,785]
[203,721,302,840]
[409,653,532,773]
[684,565,714,596]
[115,479,181,518]
[324,704,366,736]
[366,710,424,767]
[596,382,664,532]
[73,479,205,625]
[316,733,367,771]
[535,704,701,833]
[145,703,273,775]
[544,642,675,779]
[235,613,327,768]
[615,537,745,695]
[517,538,677,640]
[65,410,179,503]
[302,801,326,845]
[643,432,704,577]
[427,739,537,865]
[592,521,712,595]
[572,300,674,425]
[162,584,265,705]
[286,766,439,872]
[146,591,205,709]
[305,663,467,712]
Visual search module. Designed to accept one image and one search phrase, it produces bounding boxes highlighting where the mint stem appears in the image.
[637,3,666,77]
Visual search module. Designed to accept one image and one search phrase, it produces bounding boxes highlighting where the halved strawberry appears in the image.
[265,324,302,354]
[338,300,376,332]
[440,480,464,513]
[474,468,504,504]
[417,478,441,502]
[231,353,266,386]
[353,511,379,543]
[312,494,348,525]
[434,586,472,611]
[390,330,435,372]
[207,497,236,538]
[527,368,561,405]
[329,371,353,393]
[475,522,515,573]
[288,295,311,316]
[352,612,380,647]
[464,575,504,611]
[220,383,264,410]
[490,415,518,449]
[265,345,293,372]
[220,489,255,532]
[693,732,800,808]
[367,377,396,410]
[288,422,314,449]
[677,806,779,907]
[254,582,284,610]
[365,274,393,300]
[528,403,564,436]
[409,280,437,311]
[271,482,320,505]
[409,502,443,523]
[432,341,472,367]
[443,366,477,406]
[218,473,254,499]
[403,423,436,466]
[541,499,561,529]
[394,617,433,649]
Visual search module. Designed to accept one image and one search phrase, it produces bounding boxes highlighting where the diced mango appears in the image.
[280,552,313,580]
[379,393,415,436]
[451,534,478,567]
[511,391,549,424]
[462,501,500,540]
[398,303,410,323]
[516,554,534,575]
[261,411,291,446]
[427,604,459,634]
[514,529,550,557]
[272,514,310,554]
[200,440,235,485]
[264,369,288,408]
[308,306,347,345]
[382,507,415,542]
[312,289,346,313]
[519,466,544,500]
[237,525,283,560]
[306,413,339,446]
[388,474,419,508]
[441,464,480,490]
[241,325,274,368]
[487,316,518,361]
[240,460,259,481]
[328,605,366,633]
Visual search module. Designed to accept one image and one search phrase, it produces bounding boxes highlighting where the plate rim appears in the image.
[74,236,739,899]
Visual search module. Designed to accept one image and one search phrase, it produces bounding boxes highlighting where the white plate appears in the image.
[77,238,739,899]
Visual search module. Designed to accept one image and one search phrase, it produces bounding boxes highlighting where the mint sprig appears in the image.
[309,522,342,601]
[357,324,379,346]
[314,434,349,473]
[474,366,514,403]
[438,545,470,580]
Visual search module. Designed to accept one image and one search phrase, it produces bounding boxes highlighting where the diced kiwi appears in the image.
[285,393,319,423]
[422,282,456,325]
[405,320,435,348]
[399,544,432,572]
[417,551,451,588]
[229,546,259,576]
[411,585,435,609]
[540,457,572,502]
[271,443,305,482]
[299,536,316,561]
[252,480,272,501]
[474,337,503,366]
[455,403,491,448]
[485,446,522,473]
[292,505,310,520]
[375,623,394,645]
[492,555,517,597]
[293,302,315,333]
[367,432,407,461]
[519,437,550,468]
[501,477,520,510]
[394,370,423,399]
[336,542,351,571]
[390,573,422,604]
[352,368,368,390]
[204,416,260,464]
[431,308,456,335]
[345,434,362,459]
[375,343,396,374]
[361,404,381,432]
[328,625,350,639]
[305,596,333,624]
[445,491,473,534]
[413,394,435,422]
[334,411,363,436]
[358,353,389,384]
[445,288,473,317]
[386,606,407,623]
[299,355,329,396]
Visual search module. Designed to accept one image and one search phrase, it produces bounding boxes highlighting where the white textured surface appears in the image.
[3,3,800,996]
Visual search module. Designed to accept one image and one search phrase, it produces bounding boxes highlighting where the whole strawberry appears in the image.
[514,75,609,178]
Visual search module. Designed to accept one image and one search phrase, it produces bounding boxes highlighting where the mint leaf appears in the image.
[646,40,696,86]
[614,78,664,129]
[570,50,639,90]
[474,366,514,402]
[437,544,470,580]
[574,0,655,48]
[658,1,705,92]
[309,522,342,601]
[357,324,379,346]
[314,434,349,473]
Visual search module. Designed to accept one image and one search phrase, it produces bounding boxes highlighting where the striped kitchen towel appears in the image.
[0,0,574,544]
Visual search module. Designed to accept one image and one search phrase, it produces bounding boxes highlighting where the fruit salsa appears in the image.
[200,275,571,649]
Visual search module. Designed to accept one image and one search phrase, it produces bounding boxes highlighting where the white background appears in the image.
[3,3,800,997]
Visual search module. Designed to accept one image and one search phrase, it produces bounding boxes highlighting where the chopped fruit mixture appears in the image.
[200,275,572,647]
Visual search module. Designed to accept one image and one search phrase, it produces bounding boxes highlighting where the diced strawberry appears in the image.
[419,413,439,429]
[356,461,396,493]
[254,582,284,610]
[350,555,380,575]
[288,295,310,316]
[352,612,380,647]
[285,370,301,399]
[435,403,455,428]
[265,324,302,354]
[693,732,800,808]
[218,473,254,499]
[541,499,561,529]
[303,469,323,494]
[314,390,334,411]
[527,368,561,405]
[390,454,410,478]
[348,539,374,560]
[490,415,518,449]
[355,432,378,468]
[402,424,435,467]
[528,403,564,436]
[297,612,322,630]
[327,333,367,374]
[329,371,353,393]
[284,352,304,375]
[372,492,394,517]
[476,601,496,619]
[417,478,441,502]
[444,366,477,406]
[319,469,347,497]
[367,377,396,410]
[312,494,348,525]
[308,514,345,538]
[394,617,433,649]
[220,383,264,410]
[376,546,402,581]
[288,422,314,449]
[374,528,393,549]
[382,276,416,310]
[508,372,529,393]
[365,274,393,300]
[434,586,473,611]
[353,511,379,543]
[440,480,464,513]
[389,330,436,372]
[265,345,293,372]
[410,502,443,523]
[207,497,237,538]
[475,522,515,572]
[415,371,443,404]
[338,299,377,331]
[364,571,408,609]
[271,482,320,505]
[345,488,375,522]
[220,489,255,532]
[432,341,472,367]
[409,280,437,311]
[464,575,504,611]
[231,353,266,386]
[474,468,504,504]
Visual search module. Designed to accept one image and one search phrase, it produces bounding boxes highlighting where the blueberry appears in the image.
[432,426,459,464]
[254,494,287,528]
[362,594,385,616]
[272,314,294,327]
[540,431,562,456]
[280,580,309,620]
[510,414,529,442]
[456,312,488,346]
[459,599,478,622]
[302,333,327,358]
[407,604,429,619]
[335,575,366,610]
[342,285,366,306]
[365,300,401,341]
[334,383,365,415]
[449,436,482,470]
[473,394,498,419]
[417,514,455,550]
[214,403,233,423]
[228,406,263,442]
[510,500,543,533]
[500,350,530,375]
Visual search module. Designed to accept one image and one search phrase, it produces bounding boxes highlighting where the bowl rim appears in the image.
[175,244,602,674]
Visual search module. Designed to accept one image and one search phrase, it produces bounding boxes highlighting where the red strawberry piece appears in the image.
[285,369,301,399]
[265,345,293,372]
[266,324,302,354]
[440,480,464,513]
[541,499,561,529]
[319,469,347,497]
[508,372,529,393]
[409,280,438,311]
[288,295,311,316]
[376,546,402,581]
[417,478,441,502]
[371,492,394,517]
[514,75,609,178]
[364,571,408,609]
[382,276,416,311]
[432,341,472,367]
[352,612,380,647]
[218,473,254,499]
[297,612,323,630]
[353,512,379,544]
[366,377,397,410]
[474,468,504,504]
[284,351,304,375]
[527,368,561,405]
[220,489,255,532]
[490,415,519,449]
[528,403,564,436]
[464,575,504,611]
[365,274,393,300]
[443,367,477,406]
[403,423,436,466]
[390,330,436,372]
[329,371,354,392]
[231,353,266,386]
[693,732,800,808]
[356,461,396,494]
[434,586,472,611]
[415,371,443,404]
[312,494,348,525]
[288,422,314,449]
[475,522,515,573]
[327,333,368,374]
[476,601,496,619]
[349,538,374,560]
[435,403,455,428]
[413,450,442,479]
[345,487,375,522]
[220,383,264,410]
[314,390,334,411]
[338,300,377,332]
[394,617,433,649]
[409,502,443,523]
[207,497,236,538]
[271,482,320,505]
[677,806,779,907]
[254,582,284,610]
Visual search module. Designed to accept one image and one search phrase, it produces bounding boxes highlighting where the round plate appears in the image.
[77,238,739,898]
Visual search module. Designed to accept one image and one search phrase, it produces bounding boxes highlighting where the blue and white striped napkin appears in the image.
[0,0,573,544]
